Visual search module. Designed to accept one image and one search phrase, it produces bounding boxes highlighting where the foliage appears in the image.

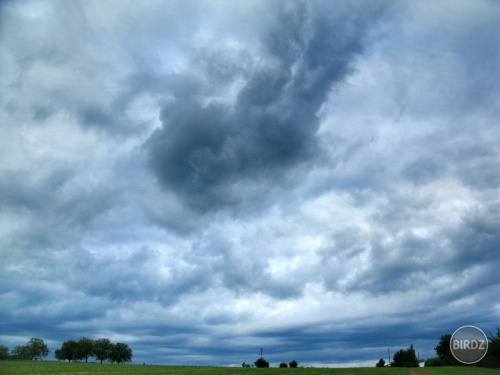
[241,361,250,367]
[279,362,288,368]
[433,334,460,366]
[11,338,49,360]
[481,327,500,368]
[392,344,419,367]
[289,359,298,368]
[27,338,50,360]
[254,357,269,368]
[77,337,94,363]
[375,358,385,367]
[11,345,29,360]
[425,357,445,366]
[55,340,81,362]
[0,345,9,360]
[93,338,113,363]
[109,342,133,364]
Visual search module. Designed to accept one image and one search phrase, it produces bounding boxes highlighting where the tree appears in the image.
[11,345,30,360]
[484,327,500,368]
[25,338,49,360]
[392,344,419,367]
[55,340,80,362]
[0,345,9,360]
[433,334,458,365]
[109,342,132,364]
[254,357,269,368]
[376,358,385,367]
[77,337,94,363]
[93,338,113,363]
[289,360,298,368]
[279,362,288,368]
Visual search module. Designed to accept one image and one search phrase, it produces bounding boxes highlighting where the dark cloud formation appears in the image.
[1,0,499,368]
[147,2,379,211]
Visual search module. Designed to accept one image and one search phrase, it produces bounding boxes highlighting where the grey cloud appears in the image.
[1,0,499,367]
[146,2,380,212]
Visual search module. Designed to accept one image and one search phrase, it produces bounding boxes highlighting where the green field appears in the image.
[0,362,499,375]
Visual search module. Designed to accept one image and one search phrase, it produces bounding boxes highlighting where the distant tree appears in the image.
[289,360,298,368]
[279,362,288,368]
[254,357,269,368]
[392,344,419,367]
[484,327,500,368]
[376,358,385,367]
[25,338,49,360]
[433,334,458,365]
[93,338,113,363]
[77,337,94,363]
[11,345,30,360]
[55,340,80,362]
[109,342,132,364]
[242,362,250,367]
[0,345,9,360]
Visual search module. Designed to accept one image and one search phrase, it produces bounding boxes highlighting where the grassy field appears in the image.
[0,362,499,375]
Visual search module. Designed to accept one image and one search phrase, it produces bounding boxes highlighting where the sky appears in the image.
[0,0,499,367]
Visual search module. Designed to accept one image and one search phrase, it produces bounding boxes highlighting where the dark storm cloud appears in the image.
[147,2,380,211]
[1,0,499,368]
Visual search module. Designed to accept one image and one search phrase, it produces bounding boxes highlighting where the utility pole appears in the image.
[388,349,391,367]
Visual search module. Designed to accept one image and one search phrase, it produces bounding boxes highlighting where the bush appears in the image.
[279,362,288,368]
[254,357,269,368]
[425,357,444,366]
[289,360,298,368]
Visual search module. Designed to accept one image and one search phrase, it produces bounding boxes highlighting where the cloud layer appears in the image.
[1,0,499,367]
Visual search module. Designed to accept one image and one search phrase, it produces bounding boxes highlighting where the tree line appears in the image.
[374,326,500,368]
[425,327,499,368]
[0,337,132,364]
[375,344,420,368]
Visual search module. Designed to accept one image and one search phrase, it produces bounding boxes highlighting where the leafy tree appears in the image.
[433,334,459,365]
[241,361,250,367]
[289,360,298,368]
[55,340,80,362]
[93,338,113,363]
[77,337,94,363]
[484,327,500,368]
[11,345,30,359]
[0,345,9,360]
[109,342,132,364]
[279,362,288,368]
[376,358,385,367]
[254,357,269,368]
[392,344,419,367]
[25,338,49,360]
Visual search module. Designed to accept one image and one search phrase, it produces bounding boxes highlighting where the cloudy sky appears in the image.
[1,0,499,367]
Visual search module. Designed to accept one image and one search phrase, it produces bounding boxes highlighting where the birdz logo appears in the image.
[450,325,488,364]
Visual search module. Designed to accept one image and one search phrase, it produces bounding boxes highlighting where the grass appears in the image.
[0,362,499,375]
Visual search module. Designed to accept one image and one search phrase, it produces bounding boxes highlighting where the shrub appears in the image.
[376,358,385,367]
[425,357,444,366]
[254,357,269,368]
[279,362,288,368]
